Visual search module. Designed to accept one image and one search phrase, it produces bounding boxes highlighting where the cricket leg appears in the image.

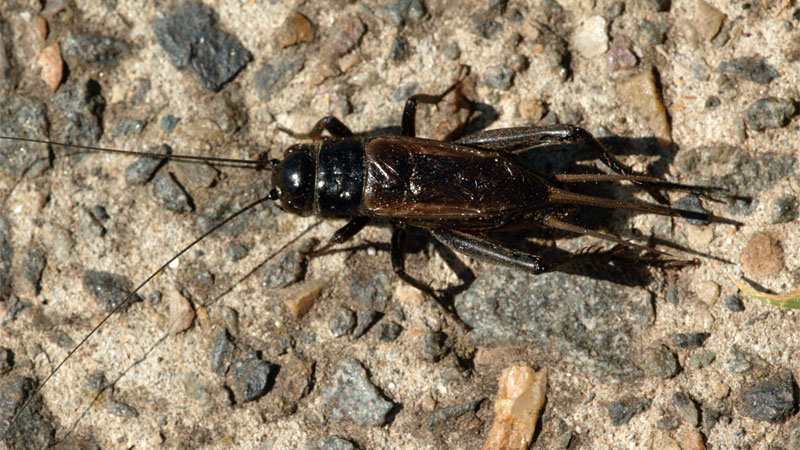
[401,65,470,137]
[277,116,354,140]
[304,217,370,258]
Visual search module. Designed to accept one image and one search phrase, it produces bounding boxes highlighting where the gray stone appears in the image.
[231,357,276,403]
[608,397,651,426]
[82,270,141,312]
[744,97,797,131]
[322,358,395,426]
[737,374,796,422]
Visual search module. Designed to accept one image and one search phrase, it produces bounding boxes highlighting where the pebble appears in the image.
[519,99,546,122]
[693,280,720,306]
[37,43,63,92]
[483,65,514,91]
[61,33,130,65]
[716,57,779,85]
[606,34,637,72]
[82,270,141,312]
[737,374,796,422]
[262,249,305,289]
[108,399,139,418]
[0,97,50,178]
[619,68,671,144]
[54,80,105,146]
[642,344,679,379]
[656,412,679,431]
[482,365,547,450]
[726,345,769,375]
[307,436,357,450]
[329,306,356,338]
[349,272,391,311]
[678,429,705,450]
[320,15,365,60]
[772,196,799,224]
[124,144,171,185]
[167,292,195,334]
[443,42,461,60]
[254,52,306,101]
[277,12,314,48]
[352,308,378,339]
[740,232,783,277]
[172,161,219,190]
[608,396,652,426]
[638,19,668,45]
[421,330,450,362]
[283,278,329,318]
[160,115,180,133]
[705,96,721,109]
[152,2,252,91]
[322,358,395,426]
[428,399,482,428]
[673,332,710,349]
[709,379,730,400]
[209,329,235,375]
[686,349,716,369]
[0,220,11,304]
[22,246,46,295]
[271,355,314,414]
[573,16,609,58]
[672,392,699,426]
[389,35,409,61]
[648,431,680,450]
[375,320,403,342]
[225,243,249,262]
[151,172,193,213]
[724,295,744,312]
[693,0,726,41]
[231,357,276,403]
[744,97,797,131]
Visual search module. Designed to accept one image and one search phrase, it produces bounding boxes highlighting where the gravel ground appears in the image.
[0,0,798,449]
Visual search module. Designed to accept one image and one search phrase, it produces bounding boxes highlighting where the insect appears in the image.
[0,68,740,447]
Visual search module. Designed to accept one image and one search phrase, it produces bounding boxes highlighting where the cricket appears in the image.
[1,1,795,449]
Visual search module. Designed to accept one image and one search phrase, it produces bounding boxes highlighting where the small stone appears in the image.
[483,65,514,91]
[726,345,769,375]
[82,270,141,312]
[113,119,145,136]
[277,12,314,48]
[716,57,779,85]
[125,144,171,185]
[22,247,46,295]
[160,115,180,133]
[152,2,252,91]
[744,97,797,131]
[737,374,796,422]
[608,396,652,426]
[210,329,235,375]
[740,232,783,277]
[573,16,609,58]
[375,320,402,342]
[168,293,195,334]
[173,161,219,190]
[108,399,139,417]
[686,349,716,369]
[519,99,546,122]
[283,278,329,318]
[638,19,668,45]
[272,356,314,414]
[482,365,547,450]
[352,308,378,339]
[183,373,213,407]
[678,429,705,450]
[606,34,637,72]
[443,43,461,60]
[388,35,408,61]
[263,250,304,289]
[37,43,63,92]
[0,376,56,449]
[320,16,365,60]
[693,280,720,306]
[709,379,730,400]
[772,196,799,224]
[429,399,482,428]
[62,33,130,65]
[349,273,391,311]
[421,331,449,362]
[673,333,710,349]
[152,172,193,213]
[231,357,276,403]
[672,392,699,426]
[329,306,356,338]
[619,68,671,144]
[322,358,395,426]
[648,431,681,450]
[225,243,249,261]
[642,344,679,379]
[724,295,744,312]
[656,412,679,431]
[693,0,726,41]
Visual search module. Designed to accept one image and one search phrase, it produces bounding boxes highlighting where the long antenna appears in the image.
[1,192,276,442]
[0,136,269,170]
